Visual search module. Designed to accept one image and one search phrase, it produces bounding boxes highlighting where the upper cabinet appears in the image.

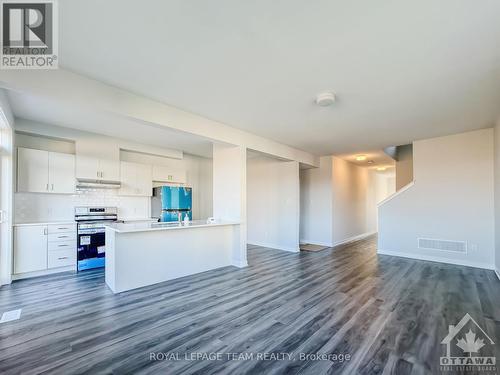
[75,138,120,182]
[119,161,152,196]
[17,147,75,194]
[48,152,76,193]
[76,155,120,182]
[152,165,187,184]
[17,148,49,193]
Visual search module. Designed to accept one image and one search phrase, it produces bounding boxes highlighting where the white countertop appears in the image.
[105,220,240,233]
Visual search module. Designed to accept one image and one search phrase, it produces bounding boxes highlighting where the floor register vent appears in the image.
[418,238,467,253]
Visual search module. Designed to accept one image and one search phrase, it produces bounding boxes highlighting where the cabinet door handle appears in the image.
[58,235,69,238]
[43,228,48,235]
[58,244,68,247]
[58,257,68,260]
[46,183,49,191]
[51,184,54,191]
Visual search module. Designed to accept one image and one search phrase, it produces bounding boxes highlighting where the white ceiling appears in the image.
[338,150,395,169]
[21,1,500,156]
[7,91,214,157]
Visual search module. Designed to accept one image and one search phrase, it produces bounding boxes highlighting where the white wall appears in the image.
[299,156,333,246]
[495,119,500,273]
[332,157,377,245]
[378,129,495,269]
[368,172,396,231]
[247,156,300,252]
[396,144,413,190]
[300,156,389,247]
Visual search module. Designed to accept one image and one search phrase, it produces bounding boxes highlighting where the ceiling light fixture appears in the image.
[377,167,387,171]
[315,92,336,107]
[356,155,367,161]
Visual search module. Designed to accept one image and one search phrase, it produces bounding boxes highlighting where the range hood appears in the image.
[76,179,121,189]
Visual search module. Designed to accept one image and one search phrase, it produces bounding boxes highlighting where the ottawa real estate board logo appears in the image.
[440,313,496,372]
[1,0,58,69]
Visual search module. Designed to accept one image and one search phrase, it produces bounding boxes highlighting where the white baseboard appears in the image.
[299,239,334,247]
[495,269,500,281]
[247,241,299,253]
[333,231,377,247]
[12,266,76,280]
[232,259,248,268]
[0,275,12,286]
[377,249,495,270]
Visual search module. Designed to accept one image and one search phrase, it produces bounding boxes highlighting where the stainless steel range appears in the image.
[75,207,118,271]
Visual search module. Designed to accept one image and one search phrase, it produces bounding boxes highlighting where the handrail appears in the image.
[377,180,415,207]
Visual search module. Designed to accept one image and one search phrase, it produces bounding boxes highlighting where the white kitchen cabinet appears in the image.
[75,138,120,182]
[17,148,75,194]
[136,163,153,195]
[119,161,152,196]
[14,223,77,276]
[48,248,76,269]
[152,165,187,184]
[48,152,75,193]
[14,225,48,274]
[75,154,100,181]
[17,148,49,193]
[76,155,120,182]
[99,158,120,182]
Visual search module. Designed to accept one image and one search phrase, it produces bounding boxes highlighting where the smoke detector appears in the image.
[315,92,336,106]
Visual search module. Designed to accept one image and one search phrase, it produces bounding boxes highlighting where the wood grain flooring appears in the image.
[1,235,499,374]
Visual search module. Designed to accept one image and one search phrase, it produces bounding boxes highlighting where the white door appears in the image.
[76,154,100,181]
[48,152,75,193]
[17,147,49,193]
[14,225,48,274]
[99,158,120,182]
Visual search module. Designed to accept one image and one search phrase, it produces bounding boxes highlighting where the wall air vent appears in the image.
[418,238,467,253]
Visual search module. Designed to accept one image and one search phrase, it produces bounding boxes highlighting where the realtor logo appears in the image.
[440,313,496,372]
[1,0,58,69]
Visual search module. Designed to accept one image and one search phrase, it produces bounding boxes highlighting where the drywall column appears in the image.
[247,157,300,252]
[213,143,247,267]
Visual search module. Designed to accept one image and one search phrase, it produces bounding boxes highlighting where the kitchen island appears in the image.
[104,220,241,293]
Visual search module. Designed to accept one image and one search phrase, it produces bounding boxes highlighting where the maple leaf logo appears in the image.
[456,329,485,356]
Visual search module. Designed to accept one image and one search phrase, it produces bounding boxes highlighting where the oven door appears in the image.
[77,226,106,271]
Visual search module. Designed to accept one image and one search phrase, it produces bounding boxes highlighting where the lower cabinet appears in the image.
[48,248,76,268]
[14,225,48,274]
[14,223,77,275]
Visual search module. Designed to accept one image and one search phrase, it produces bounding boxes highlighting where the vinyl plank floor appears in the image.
[0,235,499,374]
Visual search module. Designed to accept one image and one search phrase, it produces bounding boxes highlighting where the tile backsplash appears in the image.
[15,189,150,223]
